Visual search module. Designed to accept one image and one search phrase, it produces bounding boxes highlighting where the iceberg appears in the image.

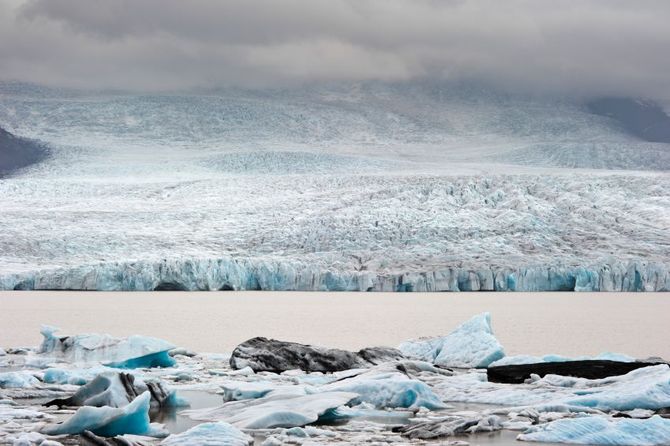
[399,313,505,368]
[0,371,39,388]
[38,326,176,368]
[41,391,166,437]
[518,415,670,445]
[45,372,186,409]
[185,391,358,429]
[322,371,447,410]
[161,422,252,446]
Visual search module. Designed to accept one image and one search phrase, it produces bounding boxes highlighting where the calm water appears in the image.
[0,291,668,359]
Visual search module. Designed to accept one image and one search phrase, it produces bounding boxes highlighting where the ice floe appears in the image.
[518,415,670,445]
[161,422,252,446]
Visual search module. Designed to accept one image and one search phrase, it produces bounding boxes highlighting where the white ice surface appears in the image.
[0,82,668,291]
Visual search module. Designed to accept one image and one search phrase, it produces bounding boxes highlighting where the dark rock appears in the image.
[587,98,670,143]
[0,127,48,177]
[230,337,405,373]
[487,360,667,384]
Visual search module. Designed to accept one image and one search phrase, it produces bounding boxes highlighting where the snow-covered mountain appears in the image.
[0,82,668,291]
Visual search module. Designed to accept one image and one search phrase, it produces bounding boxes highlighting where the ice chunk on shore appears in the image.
[0,371,39,388]
[323,371,447,410]
[42,391,166,437]
[185,391,358,429]
[38,326,175,368]
[518,415,670,445]
[399,313,505,368]
[161,422,252,446]
[490,352,635,367]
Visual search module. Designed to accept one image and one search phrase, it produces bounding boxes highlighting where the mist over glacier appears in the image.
[0,81,668,291]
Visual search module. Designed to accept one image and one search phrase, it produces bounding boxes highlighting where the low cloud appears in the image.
[1,0,669,98]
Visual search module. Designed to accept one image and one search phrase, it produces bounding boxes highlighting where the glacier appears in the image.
[0,81,668,291]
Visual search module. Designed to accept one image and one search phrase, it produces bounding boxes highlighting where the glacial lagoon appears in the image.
[1,291,668,359]
[1,291,669,445]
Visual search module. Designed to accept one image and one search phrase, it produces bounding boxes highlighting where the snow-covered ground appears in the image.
[0,81,668,291]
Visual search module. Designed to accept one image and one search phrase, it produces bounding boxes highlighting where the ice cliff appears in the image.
[1,257,667,292]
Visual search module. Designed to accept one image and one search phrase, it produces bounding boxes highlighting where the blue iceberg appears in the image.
[399,313,505,368]
[41,391,166,437]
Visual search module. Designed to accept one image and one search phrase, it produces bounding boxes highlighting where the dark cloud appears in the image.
[1,0,669,98]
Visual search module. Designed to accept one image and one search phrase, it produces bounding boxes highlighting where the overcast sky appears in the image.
[1,0,669,98]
